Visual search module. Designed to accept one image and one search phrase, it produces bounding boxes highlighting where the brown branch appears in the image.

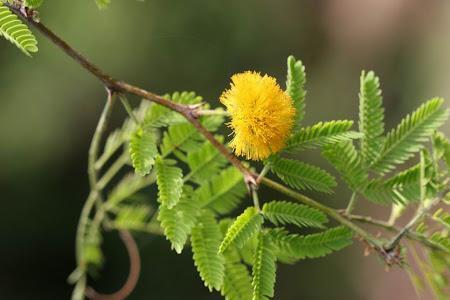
[12,0,441,269]
[6,4,256,185]
[85,230,141,300]
[345,213,450,254]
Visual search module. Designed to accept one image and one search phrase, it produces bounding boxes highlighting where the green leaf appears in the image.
[186,139,227,184]
[286,55,306,126]
[196,167,247,214]
[371,98,449,174]
[270,226,353,260]
[99,100,149,166]
[219,207,264,254]
[114,205,152,230]
[262,201,328,229]
[83,223,103,270]
[323,141,367,191]
[24,0,44,9]
[0,2,39,55]
[144,91,202,128]
[219,218,253,300]
[222,259,253,300]
[359,71,385,165]
[95,0,110,9]
[363,164,421,204]
[107,173,154,207]
[160,123,203,156]
[285,120,361,153]
[158,187,199,254]
[252,232,277,300]
[219,218,258,267]
[433,209,450,231]
[191,211,225,291]
[159,101,223,157]
[155,157,183,208]
[271,157,336,193]
[433,132,450,172]
[129,127,158,176]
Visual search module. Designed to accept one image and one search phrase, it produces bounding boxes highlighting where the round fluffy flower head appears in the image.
[220,71,296,160]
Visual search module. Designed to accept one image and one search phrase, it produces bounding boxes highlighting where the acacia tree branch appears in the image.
[345,214,450,254]
[259,177,381,247]
[384,189,450,251]
[12,5,437,262]
[11,6,376,242]
[6,6,256,185]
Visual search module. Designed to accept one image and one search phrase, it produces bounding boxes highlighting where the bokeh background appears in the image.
[1,0,450,299]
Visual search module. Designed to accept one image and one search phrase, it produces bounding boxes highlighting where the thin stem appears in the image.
[119,94,139,124]
[97,153,129,190]
[256,163,271,184]
[86,230,141,300]
[95,145,121,171]
[252,188,261,211]
[75,192,97,268]
[195,109,229,117]
[11,3,448,268]
[345,192,357,215]
[260,177,381,247]
[385,198,440,251]
[88,91,115,188]
[8,9,256,185]
[76,93,115,267]
[347,213,450,254]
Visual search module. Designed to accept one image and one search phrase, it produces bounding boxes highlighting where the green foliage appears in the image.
[196,167,247,214]
[158,187,200,254]
[433,208,450,231]
[83,223,103,270]
[323,141,367,191]
[371,98,449,174]
[222,259,253,300]
[219,220,253,300]
[271,157,336,193]
[191,211,225,291]
[363,164,421,204]
[270,226,353,260]
[186,140,227,184]
[286,55,306,126]
[144,92,202,128]
[95,0,110,9]
[262,201,328,229]
[433,131,450,172]
[160,123,203,156]
[61,51,450,300]
[155,157,183,208]
[285,120,361,153]
[359,71,385,165]
[24,0,43,8]
[219,207,264,254]
[252,232,277,300]
[129,127,158,176]
[427,251,450,300]
[0,2,38,56]
[99,101,148,167]
[114,205,151,230]
[106,172,152,207]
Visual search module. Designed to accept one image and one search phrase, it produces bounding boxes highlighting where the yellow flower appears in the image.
[220,71,296,160]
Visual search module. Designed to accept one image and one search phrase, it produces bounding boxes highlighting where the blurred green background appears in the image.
[1,0,449,299]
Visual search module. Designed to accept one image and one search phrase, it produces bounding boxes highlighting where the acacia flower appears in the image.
[220,71,296,160]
